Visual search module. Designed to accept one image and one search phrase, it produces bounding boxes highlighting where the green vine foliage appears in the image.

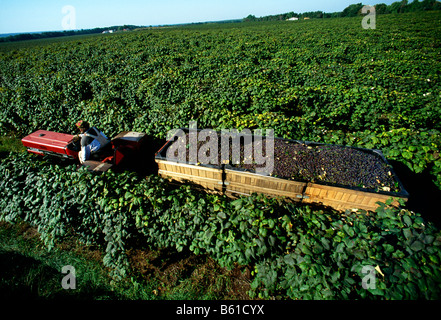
[1,153,440,299]
[1,12,440,188]
[250,200,441,299]
[1,12,441,299]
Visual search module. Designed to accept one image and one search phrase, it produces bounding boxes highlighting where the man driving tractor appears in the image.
[73,120,110,164]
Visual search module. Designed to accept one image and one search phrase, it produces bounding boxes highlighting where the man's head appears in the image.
[75,120,90,133]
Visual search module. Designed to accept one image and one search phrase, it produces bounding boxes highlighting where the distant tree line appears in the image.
[2,1,440,43]
[0,25,142,43]
[243,0,441,21]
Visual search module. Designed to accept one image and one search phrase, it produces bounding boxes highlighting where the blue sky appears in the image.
[0,0,398,34]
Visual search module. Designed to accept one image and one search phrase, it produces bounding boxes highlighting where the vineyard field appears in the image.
[1,11,441,300]
[1,12,440,186]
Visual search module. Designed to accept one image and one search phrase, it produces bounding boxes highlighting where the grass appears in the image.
[0,138,251,300]
[0,221,251,300]
[0,136,26,156]
[0,221,138,299]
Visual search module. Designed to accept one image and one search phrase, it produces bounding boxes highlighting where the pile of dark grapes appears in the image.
[165,133,400,192]
[269,140,398,192]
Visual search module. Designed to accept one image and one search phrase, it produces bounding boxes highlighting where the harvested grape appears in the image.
[165,132,400,192]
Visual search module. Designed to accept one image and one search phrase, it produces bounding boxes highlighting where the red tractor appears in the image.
[21,129,147,172]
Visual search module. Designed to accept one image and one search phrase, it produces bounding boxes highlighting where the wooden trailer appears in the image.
[154,129,409,212]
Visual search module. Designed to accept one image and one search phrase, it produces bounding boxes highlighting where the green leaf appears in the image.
[231,199,243,210]
[343,237,355,249]
[344,277,355,285]
[343,224,355,237]
[429,254,439,264]
[410,240,424,252]
[330,271,340,283]
[284,254,295,266]
[403,228,413,240]
[392,250,405,259]
[217,212,227,220]
[321,238,330,250]
[245,247,255,260]
[403,215,412,227]
[424,234,435,245]
[204,230,214,244]
[336,242,345,253]
[382,243,394,253]
[402,151,412,160]
[124,191,133,200]
[259,227,268,237]
[369,288,385,296]
[268,219,275,229]
[268,235,276,247]
[300,243,312,256]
